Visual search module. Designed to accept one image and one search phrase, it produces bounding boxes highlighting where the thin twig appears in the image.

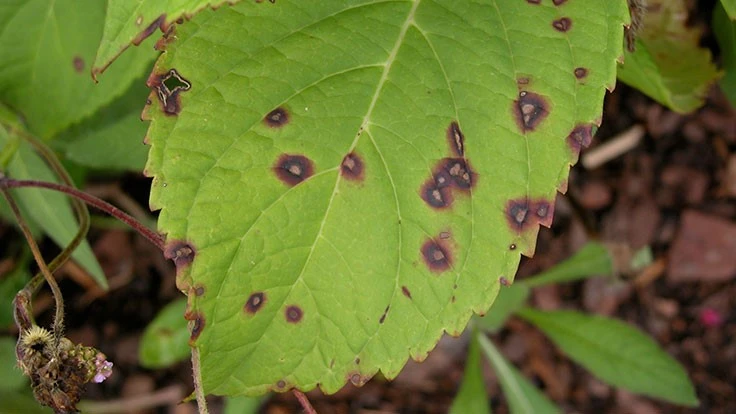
[633,257,667,288]
[77,385,185,413]
[1,178,164,251]
[293,390,317,414]
[85,183,157,230]
[582,124,645,169]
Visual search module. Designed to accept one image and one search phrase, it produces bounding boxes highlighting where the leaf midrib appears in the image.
[200,1,422,384]
[254,0,422,362]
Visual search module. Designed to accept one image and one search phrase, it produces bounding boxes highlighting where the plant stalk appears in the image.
[0,178,164,251]
[293,390,317,414]
[191,348,210,414]
[1,187,64,348]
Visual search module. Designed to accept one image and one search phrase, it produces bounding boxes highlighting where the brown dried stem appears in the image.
[293,390,317,414]
[191,348,210,414]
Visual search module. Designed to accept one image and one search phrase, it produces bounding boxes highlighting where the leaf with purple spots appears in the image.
[144,0,630,397]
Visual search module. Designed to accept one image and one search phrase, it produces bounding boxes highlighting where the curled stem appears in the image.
[4,131,91,347]
[1,187,64,353]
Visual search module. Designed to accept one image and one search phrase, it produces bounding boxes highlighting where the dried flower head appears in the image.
[21,325,54,349]
[16,325,114,412]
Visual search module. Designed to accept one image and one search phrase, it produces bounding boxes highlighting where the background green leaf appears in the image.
[55,79,151,172]
[223,395,268,414]
[449,329,490,414]
[714,2,736,107]
[139,298,191,368]
[477,334,559,414]
[617,0,721,113]
[475,285,529,333]
[0,0,156,138]
[721,0,736,19]
[92,0,247,76]
[0,253,30,328]
[521,242,612,288]
[518,308,698,406]
[0,128,106,288]
[0,391,53,413]
[146,0,629,395]
[0,336,26,391]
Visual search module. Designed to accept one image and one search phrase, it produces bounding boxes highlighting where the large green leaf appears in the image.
[477,334,559,414]
[92,0,247,77]
[0,127,106,288]
[518,309,698,406]
[714,2,736,107]
[146,0,629,395]
[449,329,490,414]
[617,0,721,113]
[0,0,155,139]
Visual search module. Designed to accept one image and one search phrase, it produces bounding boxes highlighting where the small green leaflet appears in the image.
[449,329,490,414]
[518,309,698,406]
[139,299,191,368]
[477,334,559,414]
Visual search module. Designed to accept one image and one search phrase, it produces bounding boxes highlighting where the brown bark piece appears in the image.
[668,210,736,282]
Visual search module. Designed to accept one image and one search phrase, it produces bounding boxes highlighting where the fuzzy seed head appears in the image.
[21,326,53,351]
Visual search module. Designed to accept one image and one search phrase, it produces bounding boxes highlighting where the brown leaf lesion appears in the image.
[148,69,191,116]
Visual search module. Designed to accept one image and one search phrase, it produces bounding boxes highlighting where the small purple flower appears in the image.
[699,308,723,328]
[93,353,113,383]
